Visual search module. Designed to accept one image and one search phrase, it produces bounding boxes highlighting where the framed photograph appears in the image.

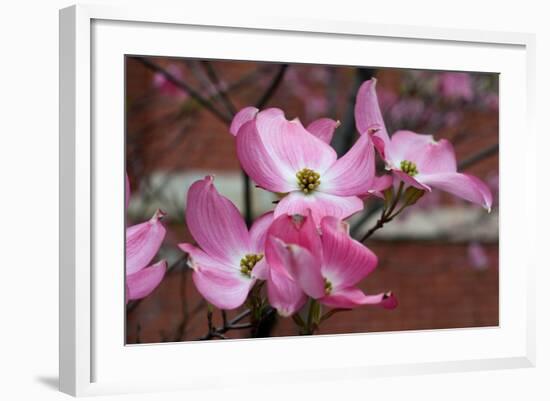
[59,4,536,396]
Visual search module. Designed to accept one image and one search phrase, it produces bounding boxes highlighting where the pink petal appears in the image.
[125,172,131,210]
[185,176,251,265]
[254,108,337,174]
[275,191,364,227]
[321,287,398,310]
[229,106,258,136]
[413,138,457,174]
[251,258,269,280]
[365,175,393,198]
[126,260,167,302]
[266,262,307,317]
[418,172,493,211]
[392,170,431,191]
[180,243,253,310]
[320,216,378,290]
[321,133,375,196]
[266,212,323,261]
[385,130,436,168]
[354,78,391,156]
[193,267,253,310]
[249,212,274,254]
[126,209,167,275]
[306,118,340,143]
[247,211,274,280]
[267,236,325,299]
[236,119,296,192]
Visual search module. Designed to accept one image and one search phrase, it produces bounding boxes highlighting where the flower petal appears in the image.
[275,191,364,227]
[306,118,339,144]
[413,138,457,174]
[185,176,251,265]
[354,78,391,156]
[320,216,378,290]
[266,262,307,317]
[392,170,431,191]
[321,133,375,196]
[249,212,274,254]
[229,106,258,136]
[193,267,253,310]
[181,243,253,310]
[246,211,275,280]
[321,287,397,310]
[236,119,296,192]
[385,130,436,168]
[266,212,323,261]
[365,175,393,199]
[126,260,167,302]
[418,172,493,211]
[267,236,325,299]
[126,209,167,275]
[254,108,337,173]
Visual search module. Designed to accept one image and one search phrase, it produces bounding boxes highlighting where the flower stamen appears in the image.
[324,277,333,295]
[239,253,264,278]
[296,168,321,194]
[400,160,419,176]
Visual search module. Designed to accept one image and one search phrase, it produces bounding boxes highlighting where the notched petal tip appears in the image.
[229,106,259,136]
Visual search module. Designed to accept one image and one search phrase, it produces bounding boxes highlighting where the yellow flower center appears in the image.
[324,278,333,295]
[400,160,419,176]
[296,168,321,194]
[239,253,264,278]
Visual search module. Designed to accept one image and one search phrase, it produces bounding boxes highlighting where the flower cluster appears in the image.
[176,78,492,334]
[126,75,493,336]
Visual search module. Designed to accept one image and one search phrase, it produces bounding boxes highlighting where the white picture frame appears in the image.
[59,3,536,397]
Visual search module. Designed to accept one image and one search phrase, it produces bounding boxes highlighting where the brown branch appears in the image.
[196,309,252,340]
[200,61,237,116]
[131,56,231,124]
[255,64,289,108]
[458,143,499,170]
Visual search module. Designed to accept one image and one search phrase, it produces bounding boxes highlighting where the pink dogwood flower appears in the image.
[125,174,167,302]
[354,78,492,211]
[230,107,375,225]
[178,176,273,310]
[264,212,397,316]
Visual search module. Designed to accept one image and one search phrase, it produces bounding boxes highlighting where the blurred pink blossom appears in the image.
[468,242,489,271]
[152,64,188,99]
[437,72,474,102]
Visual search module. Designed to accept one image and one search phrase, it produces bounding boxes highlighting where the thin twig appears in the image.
[196,309,252,340]
[200,61,237,115]
[458,143,499,170]
[132,56,232,124]
[256,64,289,108]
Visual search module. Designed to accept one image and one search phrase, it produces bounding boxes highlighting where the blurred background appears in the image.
[125,56,499,344]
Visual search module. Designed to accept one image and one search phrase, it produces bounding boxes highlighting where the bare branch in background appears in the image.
[256,64,289,108]
[458,143,499,170]
[132,56,232,124]
[200,61,237,116]
[197,309,252,341]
